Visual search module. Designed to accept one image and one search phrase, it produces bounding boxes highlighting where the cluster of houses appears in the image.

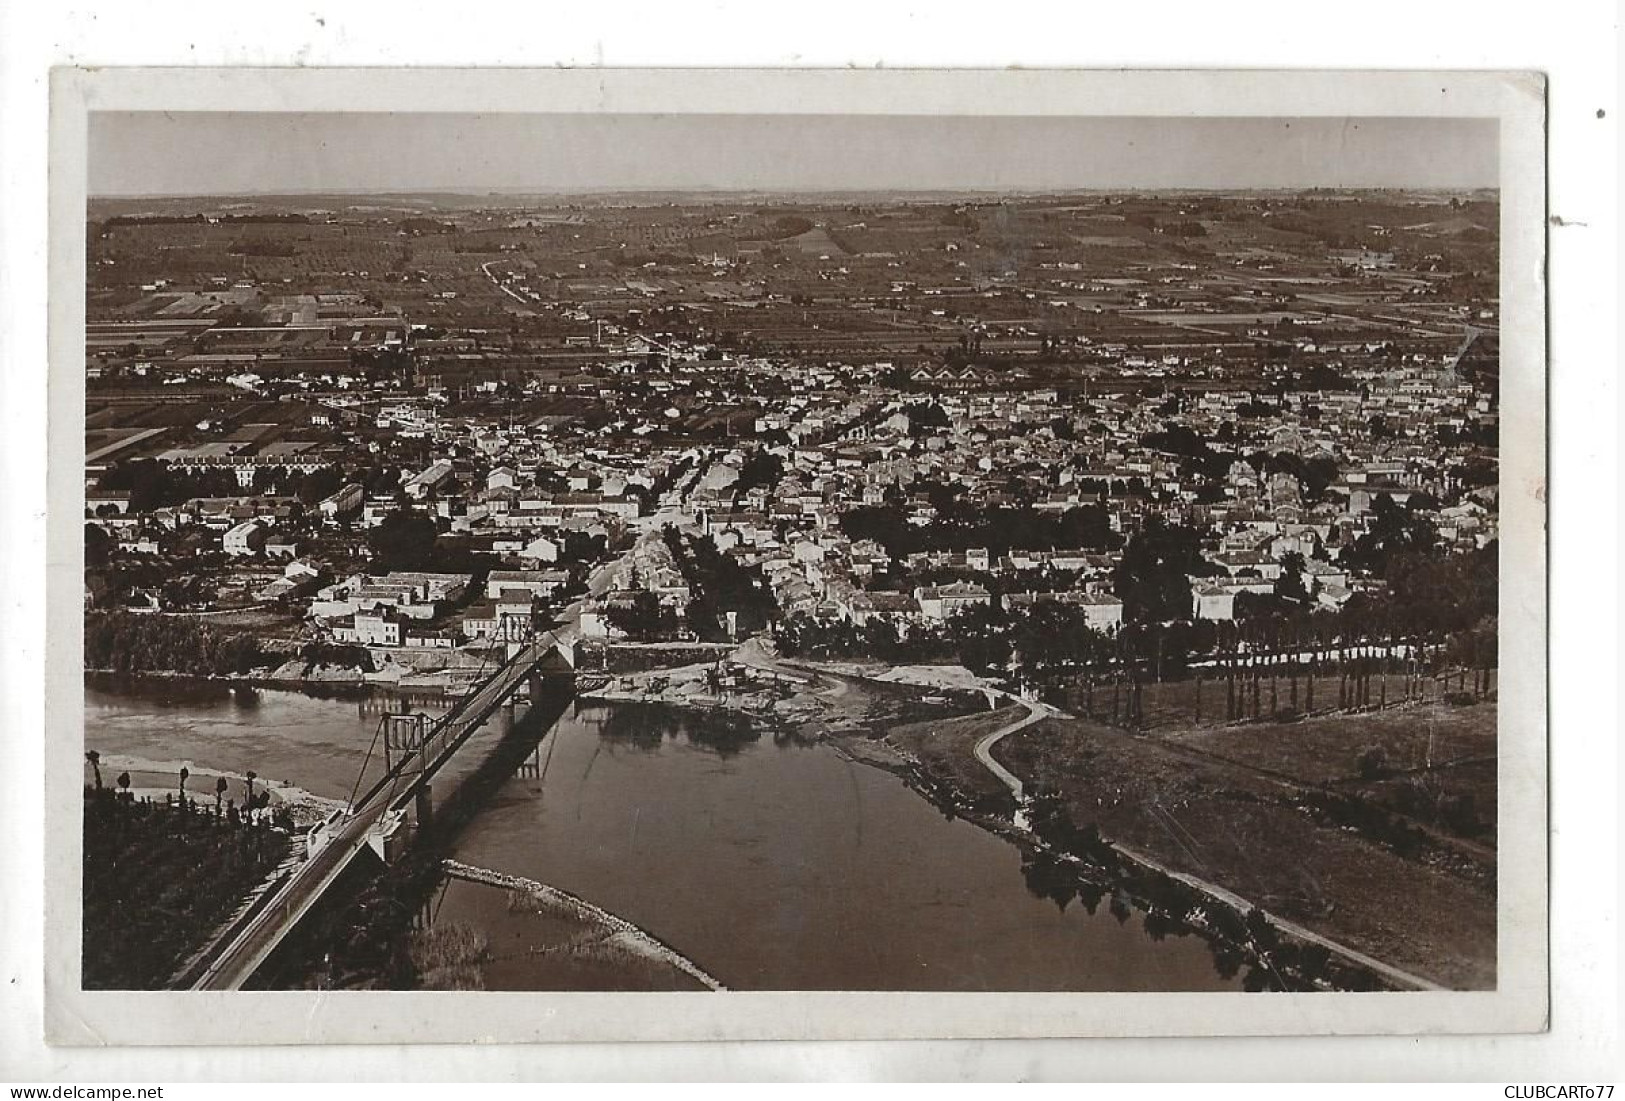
[85,329,1497,656]
[573,357,1492,637]
[310,571,469,647]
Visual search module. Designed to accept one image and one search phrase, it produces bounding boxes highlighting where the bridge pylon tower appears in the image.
[380,711,429,774]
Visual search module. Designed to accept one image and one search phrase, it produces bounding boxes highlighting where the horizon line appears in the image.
[88,184,1502,202]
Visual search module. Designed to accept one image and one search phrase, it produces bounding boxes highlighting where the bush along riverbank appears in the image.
[85,614,376,685]
[82,783,293,989]
[85,610,264,677]
[406,922,490,991]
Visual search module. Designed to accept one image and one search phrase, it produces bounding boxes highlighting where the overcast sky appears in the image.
[89,113,1498,197]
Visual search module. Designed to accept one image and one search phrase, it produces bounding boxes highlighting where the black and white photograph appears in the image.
[33,66,1557,1047]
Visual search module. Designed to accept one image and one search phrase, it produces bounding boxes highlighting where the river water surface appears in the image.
[86,675,1239,991]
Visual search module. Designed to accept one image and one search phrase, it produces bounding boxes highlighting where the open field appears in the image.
[1156,698,1498,846]
[1157,697,1496,786]
[169,606,307,636]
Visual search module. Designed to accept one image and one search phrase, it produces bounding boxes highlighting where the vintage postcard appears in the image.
[44,67,1547,1044]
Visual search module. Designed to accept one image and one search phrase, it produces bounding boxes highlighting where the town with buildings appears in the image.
[84,191,1498,676]
[82,189,1503,993]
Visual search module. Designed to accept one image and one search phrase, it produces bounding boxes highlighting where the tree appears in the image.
[252,465,282,494]
[367,509,440,572]
[85,524,112,569]
[116,772,131,801]
[603,591,668,642]
[295,465,346,506]
[1355,745,1388,781]
[214,775,229,812]
[684,596,715,638]
[178,766,190,803]
[905,401,951,437]
[958,633,1011,676]
[84,611,263,676]
[1113,518,1209,624]
[733,448,784,498]
[85,750,102,791]
[1346,494,1438,576]
[1276,552,1308,602]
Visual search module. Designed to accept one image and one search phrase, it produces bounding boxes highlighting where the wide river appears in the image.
[86,675,1239,991]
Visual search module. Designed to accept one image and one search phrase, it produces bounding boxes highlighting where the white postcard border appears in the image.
[43,66,1547,1046]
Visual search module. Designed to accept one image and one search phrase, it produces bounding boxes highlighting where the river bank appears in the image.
[88,663,475,692]
[88,665,373,694]
[106,661,562,713]
[862,709,1406,993]
[579,639,987,741]
[700,651,1476,993]
[575,653,1382,991]
[87,752,346,829]
[1065,700,1497,989]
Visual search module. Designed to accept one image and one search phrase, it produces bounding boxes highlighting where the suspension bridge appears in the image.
[181,626,577,991]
